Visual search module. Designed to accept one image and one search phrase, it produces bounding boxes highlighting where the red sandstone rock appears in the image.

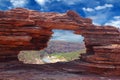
[0,8,120,76]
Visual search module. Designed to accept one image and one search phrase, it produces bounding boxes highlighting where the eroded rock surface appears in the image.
[0,8,120,76]
[1,60,120,80]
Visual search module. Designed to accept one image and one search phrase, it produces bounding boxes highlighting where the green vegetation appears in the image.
[18,49,86,64]
[50,49,85,61]
[18,51,42,64]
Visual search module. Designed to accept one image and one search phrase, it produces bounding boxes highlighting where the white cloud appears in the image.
[34,0,83,11]
[35,0,82,6]
[83,4,113,12]
[61,0,82,5]
[35,0,47,6]
[95,4,113,10]
[34,0,51,11]
[10,0,28,7]
[51,30,84,42]
[114,16,120,19]
[105,16,120,28]
[82,7,94,12]
[93,22,101,26]
[88,14,107,25]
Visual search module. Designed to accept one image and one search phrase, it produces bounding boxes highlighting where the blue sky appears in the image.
[0,0,120,42]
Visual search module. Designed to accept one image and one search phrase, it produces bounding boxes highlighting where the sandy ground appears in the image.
[0,61,120,80]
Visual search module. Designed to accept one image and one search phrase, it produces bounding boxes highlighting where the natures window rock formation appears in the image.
[0,8,120,76]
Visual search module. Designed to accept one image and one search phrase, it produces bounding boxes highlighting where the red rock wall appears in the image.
[76,25,120,63]
[0,8,53,61]
[75,25,120,76]
[0,8,91,61]
[0,8,120,76]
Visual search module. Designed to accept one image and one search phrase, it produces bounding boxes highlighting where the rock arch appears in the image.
[0,8,120,76]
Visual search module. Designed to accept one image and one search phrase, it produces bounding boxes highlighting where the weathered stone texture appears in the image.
[0,8,120,76]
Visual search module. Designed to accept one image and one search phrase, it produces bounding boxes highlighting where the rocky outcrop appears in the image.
[0,8,120,76]
[76,26,120,76]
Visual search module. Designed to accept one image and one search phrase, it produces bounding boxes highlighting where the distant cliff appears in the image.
[45,41,85,54]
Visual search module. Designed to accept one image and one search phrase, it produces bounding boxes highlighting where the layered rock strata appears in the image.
[0,8,120,76]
